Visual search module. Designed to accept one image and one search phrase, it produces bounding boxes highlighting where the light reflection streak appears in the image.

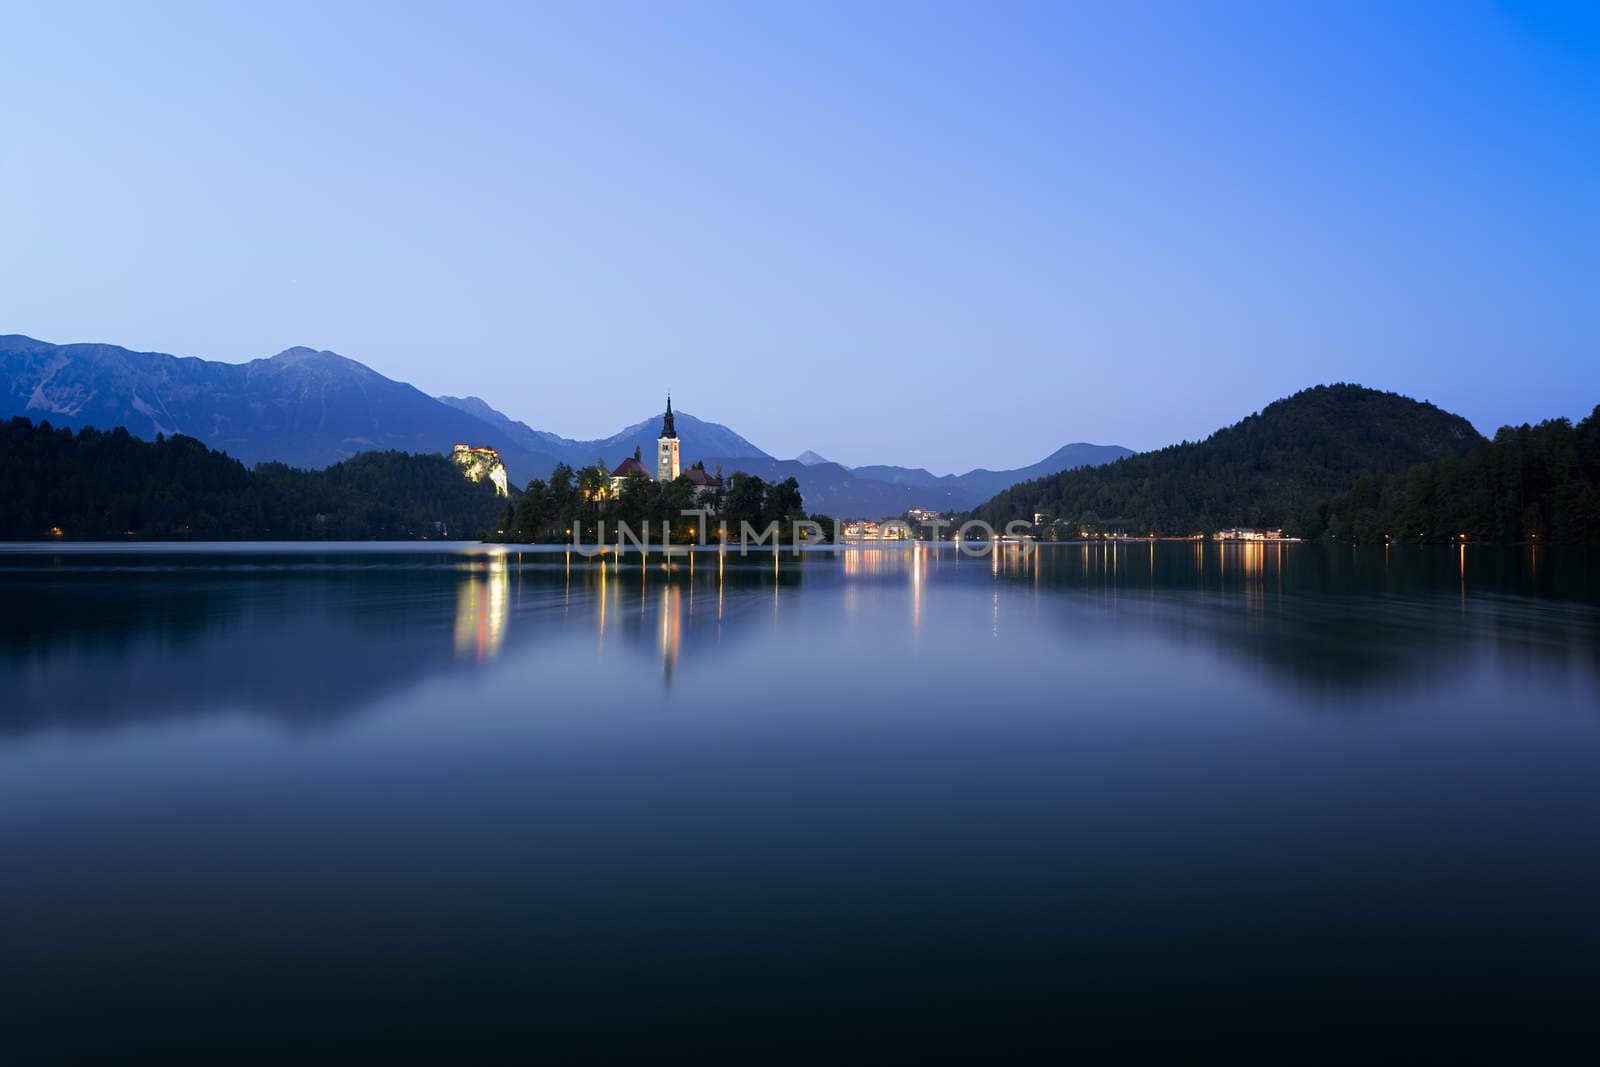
[597,556,608,647]
[912,542,923,635]
[453,555,510,661]
[659,583,681,682]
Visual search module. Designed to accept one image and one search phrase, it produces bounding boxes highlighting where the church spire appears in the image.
[656,394,681,481]
[660,394,677,439]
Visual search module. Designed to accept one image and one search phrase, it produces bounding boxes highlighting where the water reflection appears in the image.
[453,555,510,661]
[0,544,1597,742]
[7,541,1600,1063]
[659,582,681,681]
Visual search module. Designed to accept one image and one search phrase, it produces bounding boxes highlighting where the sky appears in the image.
[2,1,1596,472]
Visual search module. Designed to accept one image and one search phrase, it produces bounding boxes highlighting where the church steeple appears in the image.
[660,394,677,439]
[656,394,681,481]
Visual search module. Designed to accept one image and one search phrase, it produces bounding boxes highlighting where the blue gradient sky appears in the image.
[3,1,1595,471]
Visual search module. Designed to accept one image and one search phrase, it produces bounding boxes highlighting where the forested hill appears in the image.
[1309,406,1600,543]
[969,385,1483,536]
[0,417,504,540]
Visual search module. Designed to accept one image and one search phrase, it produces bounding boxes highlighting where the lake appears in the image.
[3,541,1599,1061]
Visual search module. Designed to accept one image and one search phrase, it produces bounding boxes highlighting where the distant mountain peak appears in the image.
[264,346,369,371]
[438,394,498,418]
[0,335,553,478]
[267,345,329,361]
[434,394,772,472]
[0,334,1133,521]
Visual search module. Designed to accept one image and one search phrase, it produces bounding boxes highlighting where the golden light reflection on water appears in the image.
[453,555,509,661]
[597,555,608,646]
[429,540,1586,689]
[499,540,1424,675]
[659,582,681,681]
[841,542,1052,636]
[1239,541,1265,615]
[912,543,923,633]
[1018,539,1306,615]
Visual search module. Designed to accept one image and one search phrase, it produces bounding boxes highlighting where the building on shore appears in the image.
[1213,527,1285,541]
[843,520,880,540]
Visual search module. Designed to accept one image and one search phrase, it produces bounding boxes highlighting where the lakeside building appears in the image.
[843,520,880,540]
[1213,527,1285,541]
[842,520,911,541]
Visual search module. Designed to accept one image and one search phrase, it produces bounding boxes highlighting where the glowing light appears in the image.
[449,444,510,496]
[658,584,682,681]
[453,556,510,661]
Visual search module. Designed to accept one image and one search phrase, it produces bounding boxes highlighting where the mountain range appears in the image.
[434,394,769,471]
[0,335,558,480]
[1,335,1130,517]
[437,392,1129,515]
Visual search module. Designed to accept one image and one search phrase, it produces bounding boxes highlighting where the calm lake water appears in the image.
[3,541,1599,1061]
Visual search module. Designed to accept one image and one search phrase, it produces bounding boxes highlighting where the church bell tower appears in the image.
[657,395,680,482]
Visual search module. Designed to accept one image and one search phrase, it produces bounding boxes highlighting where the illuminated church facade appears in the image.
[606,397,722,502]
[656,395,680,482]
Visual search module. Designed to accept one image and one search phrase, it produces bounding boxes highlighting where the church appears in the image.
[655,394,680,481]
[608,397,724,501]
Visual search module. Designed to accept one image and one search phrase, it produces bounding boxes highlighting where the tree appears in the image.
[765,477,804,527]
[577,461,610,516]
[722,473,768,534]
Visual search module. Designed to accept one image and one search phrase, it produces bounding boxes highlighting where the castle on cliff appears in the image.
[449,443,509,497]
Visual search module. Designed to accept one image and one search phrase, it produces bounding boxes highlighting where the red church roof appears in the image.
[684,467,722,488]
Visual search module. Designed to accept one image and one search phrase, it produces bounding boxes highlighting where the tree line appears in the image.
[970,388,1600,544]
[0,417,505,540]
[1307,407,1600,543]
[12,390,1597,546]
[491,454,826,544]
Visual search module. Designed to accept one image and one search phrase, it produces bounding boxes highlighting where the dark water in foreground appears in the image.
[3,541,1599,1062]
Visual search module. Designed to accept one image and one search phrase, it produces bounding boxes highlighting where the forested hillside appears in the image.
[969,385,1483,536]
[0,417,504,540]
[1308,407,1600,543]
